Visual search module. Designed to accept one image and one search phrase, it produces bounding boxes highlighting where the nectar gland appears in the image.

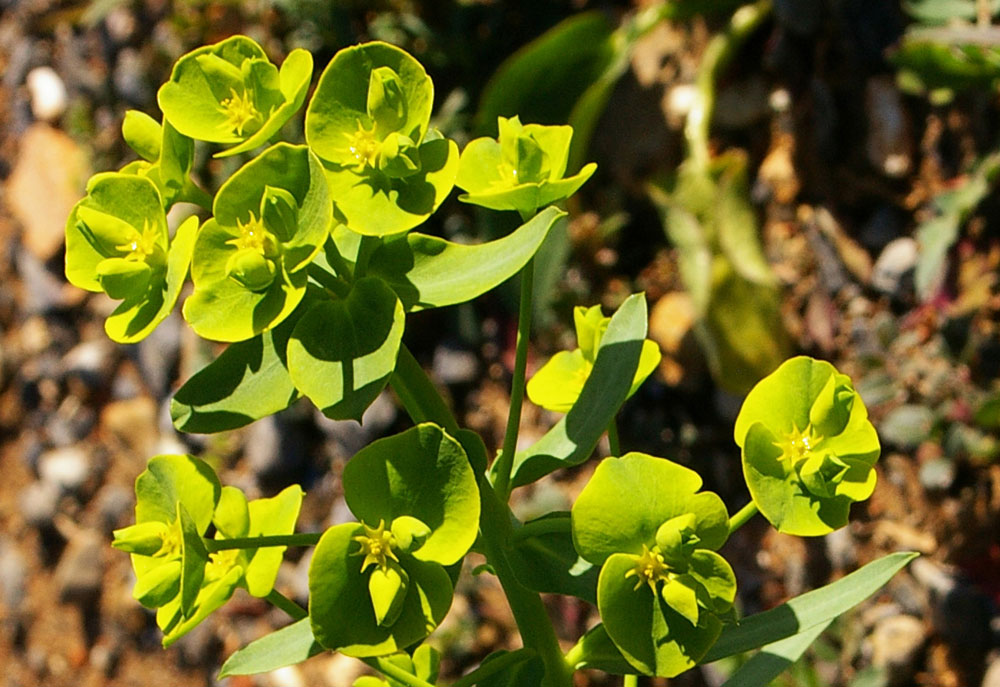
[352,520,399,573]
[220,88,261,137]
[625,544,673,593]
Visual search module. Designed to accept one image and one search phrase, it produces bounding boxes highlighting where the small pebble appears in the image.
[19,480,61,528]
[38,446,91,492]
[54,530,103,603]
[872,238,918,296]
[26,66,67,121]
[870,614,926,686]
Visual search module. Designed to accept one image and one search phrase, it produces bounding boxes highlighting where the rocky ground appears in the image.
[1,1,1000,686]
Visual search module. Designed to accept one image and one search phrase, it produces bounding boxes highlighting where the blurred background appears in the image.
[2,0,1000,685]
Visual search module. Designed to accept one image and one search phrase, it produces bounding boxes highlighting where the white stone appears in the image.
[26,67,68,122]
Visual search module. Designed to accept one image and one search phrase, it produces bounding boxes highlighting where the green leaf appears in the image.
[702,552,919,663]
[720,619,833,687]
[122,110,162,161]
[308,523,453,656]
[368,206,565,311]
[217,49,313,158]
[343,424,480,566]
[135,454,221,533]
[219,618,323,677]
[213,486,250,539]
[598,553,722,676]
[735,357,880,536]
[244,484,304,597]
[566,624,634,675]
[476,650,545,687]
[318,136,459,237]
[893,27,1000,96]
[305,41,453,236]
[163,565,244,647]
[572,453,728,566]
[287,278,405,421]
[306,41,433,166]
[476,12,617,131]
[183,218,308,342]
[170,292,311,433]
[177,501,209,617]
[507,512,598,603]
[503,293,649,488]
[159,36,308,155]
[105,213,198,344]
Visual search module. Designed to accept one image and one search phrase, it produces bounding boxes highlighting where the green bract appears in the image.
[183,143,332,342]
[157,485,304,646]
[734,356,880,536]
[111,455,220,636]
[158,35,313,157]
[309,424,479,656]
[572,453,735,677]
[455,116,597,217]
[305,41,458,236]
[526,304,661,413]
[120,111,199,207]
[65,173,197,343]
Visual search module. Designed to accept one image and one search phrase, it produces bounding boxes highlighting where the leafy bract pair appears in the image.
[65,174,197,343]
[735,356,880,536]
[572,453,735,677]
[527,304,661,413]
[308,424,479,656]
[112,454,302,646]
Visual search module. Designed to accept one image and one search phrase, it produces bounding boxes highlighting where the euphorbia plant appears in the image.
[66,32,916,687]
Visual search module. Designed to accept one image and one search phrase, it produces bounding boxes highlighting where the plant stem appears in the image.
[685,0,773,171]
[390,344,461,436]
[390,353,572,687]
[479,480,574,687]
[265,588,307,621]
[493,258,535,500]
[728,500,759,535]
[623,675,639,687]
[307,263,351,298]
[204,533,322,552]
[363,657,436,687]
[451,648,535,687]
[511,516,572,543]
[607,417,621,457]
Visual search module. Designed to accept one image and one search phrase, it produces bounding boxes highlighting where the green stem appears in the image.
[390,342,572,687]
[479,480,574,687]
[684,0,773,171]
[493,258,535,500]
[623,675,639,687]
[728,501,759,535]
[390,344,461,436]
[179,180,214,210]
[265,588,307,621]
[308,263,351,298]
[607,417,621,457]
[451,649,535,687]
[511,516,571,543]
[204,533,322,552]
[362,657,436,687]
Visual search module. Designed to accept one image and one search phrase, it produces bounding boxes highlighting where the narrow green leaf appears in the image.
[219,618,323,677]
[720,619,832,687]
[566,623,634,675]
[504,293,648,488]
[368,206,565,311]
[702,552,918,663]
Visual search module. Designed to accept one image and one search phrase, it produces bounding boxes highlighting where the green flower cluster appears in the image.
[572,453,735,677]
[111,454,302,646]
